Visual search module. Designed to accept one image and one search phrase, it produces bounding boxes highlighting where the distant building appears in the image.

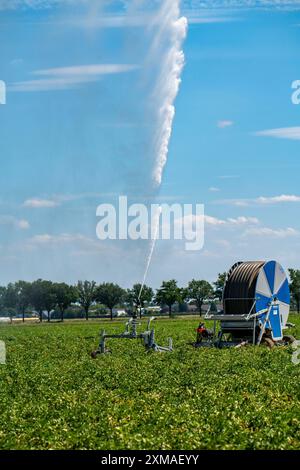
[145,306,161,314]
[112,308,127,317]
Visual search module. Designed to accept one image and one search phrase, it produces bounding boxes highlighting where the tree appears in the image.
[155,280,183,317]
[2,283,18,317]
[28,280,56,322]
[0,286,6,312]
[53,283,77,322]
[29,279,47,321]
[96,283,125,320]
[289,269,300,314]
[42,281,57,322]
[126,283,154,318]
[76,281,97,320]
[213,272,227,301]
[186,279,214,316]
[15,281,32,322]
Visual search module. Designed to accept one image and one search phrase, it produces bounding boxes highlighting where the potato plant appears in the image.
[0,316,299,450]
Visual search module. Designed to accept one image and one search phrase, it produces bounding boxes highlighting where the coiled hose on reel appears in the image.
[223,261,265,316]
[223,260,290,327]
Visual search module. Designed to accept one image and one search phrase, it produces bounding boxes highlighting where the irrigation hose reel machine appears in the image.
[195,260,296,349]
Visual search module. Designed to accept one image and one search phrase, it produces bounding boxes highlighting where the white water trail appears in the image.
[151,0,187,187]
[139,1,187,297]
[138,206,162,302]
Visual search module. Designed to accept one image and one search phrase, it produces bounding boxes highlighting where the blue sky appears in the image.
[0,0,300,287]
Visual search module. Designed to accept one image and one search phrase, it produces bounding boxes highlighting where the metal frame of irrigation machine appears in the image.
[193,260,296,349]
[91,315,173,356]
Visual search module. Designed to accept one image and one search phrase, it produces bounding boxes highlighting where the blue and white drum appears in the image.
[255,260,290,328]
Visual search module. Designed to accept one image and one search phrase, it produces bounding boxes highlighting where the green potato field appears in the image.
[0,316,299,450]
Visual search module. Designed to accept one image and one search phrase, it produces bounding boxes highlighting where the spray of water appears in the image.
[151,1,187,187]
[138,205,162,302]
[138,1,187,296]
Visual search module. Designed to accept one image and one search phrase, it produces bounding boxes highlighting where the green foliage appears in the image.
[0,284,18,317]
[214,272,227,300]
[0,286,6,311]
[29,279,57,322]
[156,280,183,316]
[185,279,214,316]
[289,269,300,313]
[53,283,78,321]
[76,281,97,321]
[96,283,126,320]
[126,284,154,317]
[14,281,32,320]
[0,316,299,450]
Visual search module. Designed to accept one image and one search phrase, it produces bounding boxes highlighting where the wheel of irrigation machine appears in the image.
[282,334,296,345]
[261,337,275,349]
[223,260,290,326]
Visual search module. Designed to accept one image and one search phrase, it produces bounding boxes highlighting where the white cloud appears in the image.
[17,219,30,229]
[184,213,299,245]
[188,16,237,24]
[217,120,234,128]
[23,198,59,208]
[254,127,300,141]
[183,0,300,10]
[182,214,259,227]
[161,213,259,250]
[257,194,300,204]
[218,175,240,179]
[2,0,300,11]
[9,63,139,92]
[29,233,88,244]
[0,0,84,9]
[204,215,225,226]
[243,227,299,239]
[209,187,220,192]
[226,216,259,225]
[217,194,300,206]
[0,215,30,230]
[25,232,110,256]
[22,192,116,208]
[229,200,249,207]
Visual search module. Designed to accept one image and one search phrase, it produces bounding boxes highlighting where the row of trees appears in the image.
[0,275,226,322]
[1,269,300,322]
[288,269,300,314]
[0,280,124,322]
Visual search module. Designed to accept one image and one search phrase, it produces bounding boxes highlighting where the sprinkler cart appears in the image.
[91,315,173,356]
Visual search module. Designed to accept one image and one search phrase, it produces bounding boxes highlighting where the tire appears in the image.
[261,337,275,349]
[282,335,296,345]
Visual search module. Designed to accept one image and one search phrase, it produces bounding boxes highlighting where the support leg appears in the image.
[257,306,272,346]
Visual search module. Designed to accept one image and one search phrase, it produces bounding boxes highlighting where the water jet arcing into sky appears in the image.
[138,205,162,301]
[150,1,188,188]
[138,0,187,294]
